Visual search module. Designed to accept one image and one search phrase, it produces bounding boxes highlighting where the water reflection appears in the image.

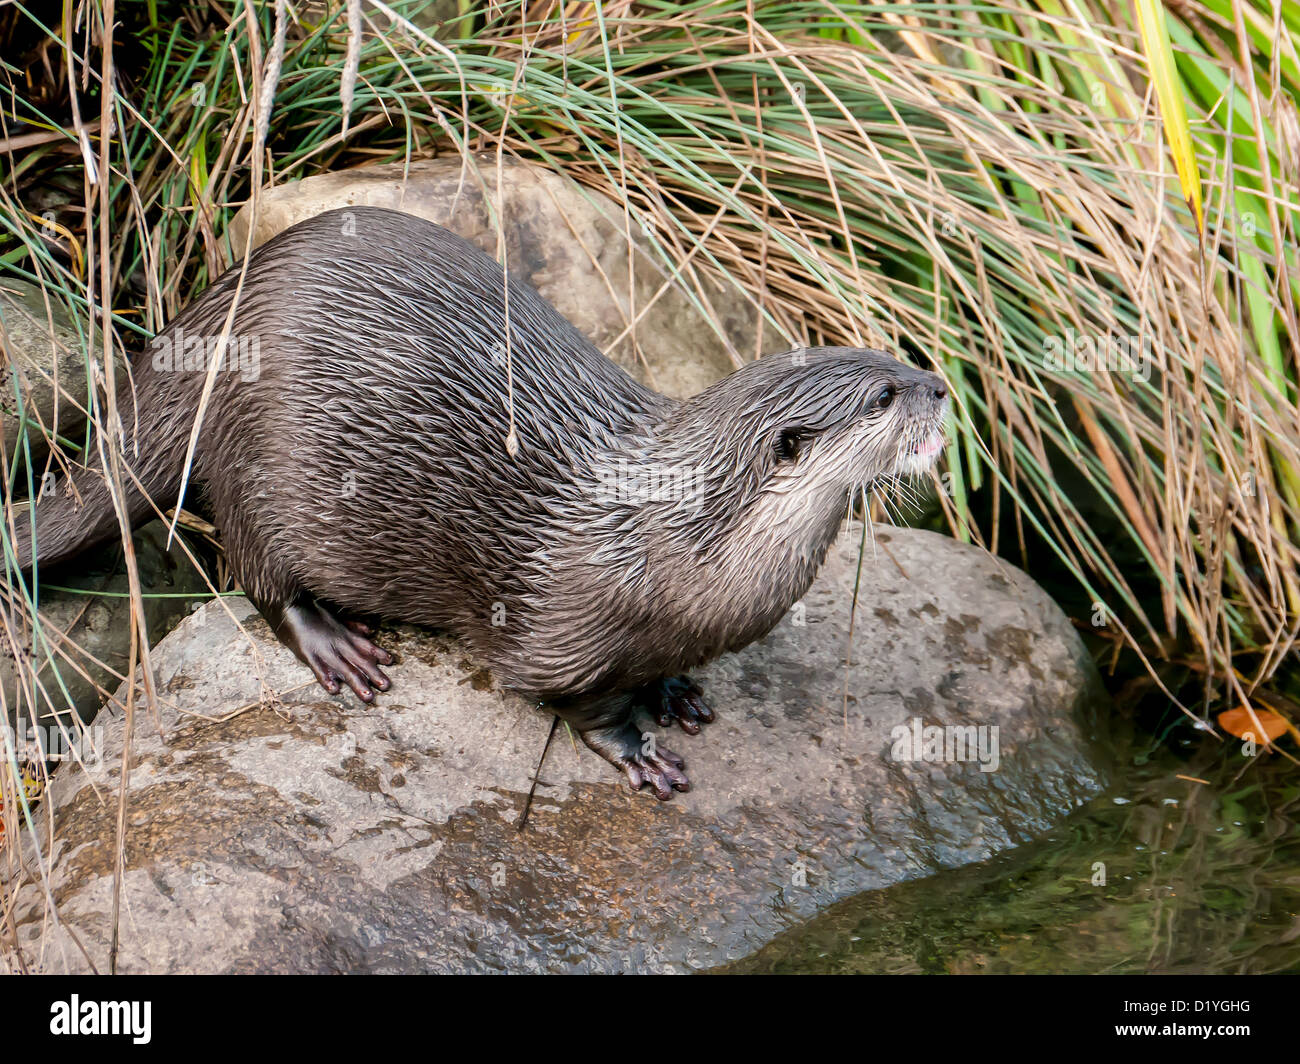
[721,715,1300,974]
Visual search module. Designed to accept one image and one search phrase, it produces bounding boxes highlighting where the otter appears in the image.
[12,206,949,799]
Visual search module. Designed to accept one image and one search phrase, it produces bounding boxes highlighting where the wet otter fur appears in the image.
[13,206,949,799]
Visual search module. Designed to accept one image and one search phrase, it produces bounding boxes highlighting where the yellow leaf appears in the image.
[1133,0,1204,236]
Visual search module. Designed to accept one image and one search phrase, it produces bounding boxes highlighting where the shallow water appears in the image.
[720,701,1300,974]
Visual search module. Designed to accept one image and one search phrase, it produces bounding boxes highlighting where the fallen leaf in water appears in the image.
[1217,705,1290,743]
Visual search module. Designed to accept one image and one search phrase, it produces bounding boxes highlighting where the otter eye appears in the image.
[873,385,896,410]
[774,429,805,462]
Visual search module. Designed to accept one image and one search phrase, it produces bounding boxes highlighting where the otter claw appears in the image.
[279,601,393,702]
[577,719,693,801]
[622,745,690,801]
[650,676,715,735]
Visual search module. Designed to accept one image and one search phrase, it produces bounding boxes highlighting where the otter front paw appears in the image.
[277,601,393,702]
[641,675,715,735]
[580,722,690,801]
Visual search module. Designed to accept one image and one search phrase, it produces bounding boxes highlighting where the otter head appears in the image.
[664,346,950,530]
[531,347,952,690]
[753,346,947,487]
[594,346,952,660]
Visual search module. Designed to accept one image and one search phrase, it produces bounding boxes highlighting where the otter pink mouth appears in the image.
[906,434,946,462]
[888,431,947,477]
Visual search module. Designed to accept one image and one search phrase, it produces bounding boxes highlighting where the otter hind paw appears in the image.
[645,675,715,735]
[580,722,690,801]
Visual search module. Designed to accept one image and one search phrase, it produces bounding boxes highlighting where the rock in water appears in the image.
[9,526,1108,973]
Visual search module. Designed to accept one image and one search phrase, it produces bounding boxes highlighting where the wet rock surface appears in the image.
[226,156,760,398]
[10,525,1109,973]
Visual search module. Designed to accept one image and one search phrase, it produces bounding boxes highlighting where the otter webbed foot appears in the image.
[270,599,393,702]
[580,721,690,801]
[640,675,715,736]
[548,688,694,800]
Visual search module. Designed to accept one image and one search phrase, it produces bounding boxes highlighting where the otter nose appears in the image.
[922,373,949,404]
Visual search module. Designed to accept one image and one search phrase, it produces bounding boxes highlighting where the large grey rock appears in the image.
[9,525,1108,973]
[0,280,90,455]
[226,156,761,398]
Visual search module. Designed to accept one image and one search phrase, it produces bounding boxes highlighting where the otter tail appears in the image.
[9,373,193,572]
